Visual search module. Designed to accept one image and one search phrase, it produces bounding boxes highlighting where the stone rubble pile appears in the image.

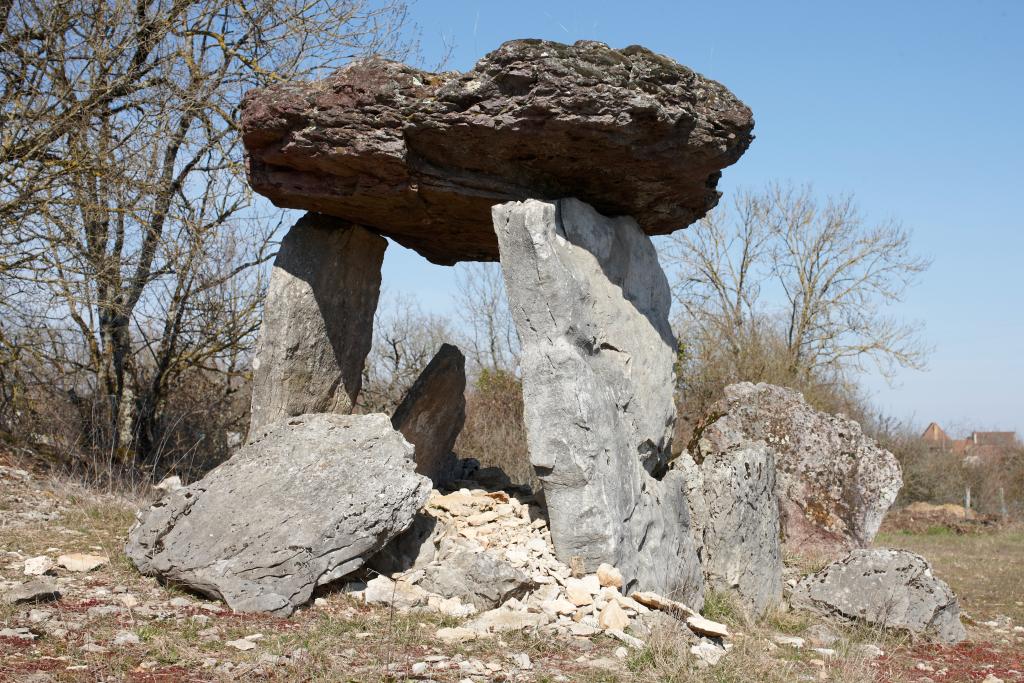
[354,487,729,652]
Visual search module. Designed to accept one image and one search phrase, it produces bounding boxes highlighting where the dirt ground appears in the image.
[2,458,1022,682]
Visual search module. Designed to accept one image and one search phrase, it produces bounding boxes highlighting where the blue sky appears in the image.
[347,0,1024,436]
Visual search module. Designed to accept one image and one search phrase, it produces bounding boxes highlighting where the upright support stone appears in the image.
[249,213,386,434]
[493,197,703,606]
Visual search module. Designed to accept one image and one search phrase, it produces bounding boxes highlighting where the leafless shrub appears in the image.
[456,369,536,491]
[0,0,416,482]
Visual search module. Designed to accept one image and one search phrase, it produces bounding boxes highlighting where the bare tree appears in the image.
[453,262,519,375]
[360,292,454,414]
[0,0,414,470]
[668,182,928,426]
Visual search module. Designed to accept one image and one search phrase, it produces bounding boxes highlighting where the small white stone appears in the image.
[23,556,54,576]
[112,631,140,646]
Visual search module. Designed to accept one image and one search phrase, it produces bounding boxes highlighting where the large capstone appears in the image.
[694,382,902,558]
[241,39,754,264]
[494,197,703,606]
[249,214,385,433]
[391,343,467,485]
[791,548,967,644]
[125,413,431,616]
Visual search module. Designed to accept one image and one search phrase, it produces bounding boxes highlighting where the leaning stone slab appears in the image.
[695,382,902,557]
[126,413,431,616]
[392,343,467,484]
[242,39,753,264]
[791,548,966,644]
[249,213,386,434]
[494,197,703,606]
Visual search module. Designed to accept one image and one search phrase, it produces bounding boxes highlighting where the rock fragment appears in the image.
[23,556,54,576]
[598,600,630,631]
[419,541,536,611]
[597,563,624,589]
[791,548,966,644]
[125,413,431,615]
[2,579,60,605]
[57,553,108,572]
[631,591,730,639]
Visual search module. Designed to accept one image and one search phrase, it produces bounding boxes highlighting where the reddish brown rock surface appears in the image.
[241,39,754,264]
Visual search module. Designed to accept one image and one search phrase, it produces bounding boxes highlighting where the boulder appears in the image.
[694,382,901,556]
[241,39,754,264]
[125,413,431,615]
[391,343,467,484]
[249,213,386,433]
[676,444,782,616]
[493,197,703,606]
[791,548,966,644]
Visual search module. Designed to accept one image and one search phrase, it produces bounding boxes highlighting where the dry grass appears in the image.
[876,525,1024,623]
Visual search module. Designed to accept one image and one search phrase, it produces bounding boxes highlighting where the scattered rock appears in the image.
[361,575,428,609]
[23,556,54,576]
[468,606,548,633]
[806,623,839,647]
[2,578,61,605]
[392,343,467,484]
[56,553,109,572]
[225,638,257,651]
[248,214,386,433]
[690,639,727,666]
[597,563,624,589]
[125,413,431,615]
[154,476,183,492]
[791,548,967,644]
[241,39,753,264]
[495,197,703,604]
[508,653,532,670]
[853,643,885,659]
[112,631,140,646]
[564,578,596,607]
[772,635,806,649]
[435,626,479,643]
[0,627,36,640]
[598,600,630,631]
[631,591,730,639]
[607,628,645,649]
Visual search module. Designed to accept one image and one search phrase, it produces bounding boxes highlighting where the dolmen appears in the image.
[125,38,964,645]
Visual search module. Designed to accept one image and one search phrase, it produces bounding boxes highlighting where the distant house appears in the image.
[921,422,1019,458]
